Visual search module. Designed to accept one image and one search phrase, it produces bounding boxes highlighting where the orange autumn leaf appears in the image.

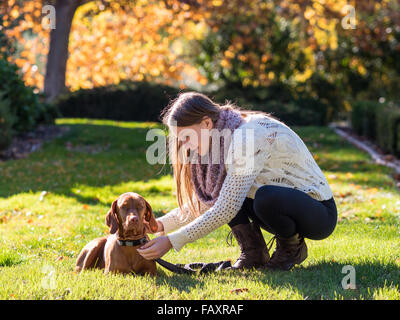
[339,191,352,198]
[230,288,249,294]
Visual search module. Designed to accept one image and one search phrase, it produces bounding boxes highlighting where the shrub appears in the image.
[249,99,328,126]
[351,100,400,156]
[375,105,400,157]
[0,90,15,150]
[207,85,329,126]
[207,82,295,104]
[0,59,58,134]
[350,100,382,140]
[56,81,181,122]
[57,81,330,126]
[0,54,59,152]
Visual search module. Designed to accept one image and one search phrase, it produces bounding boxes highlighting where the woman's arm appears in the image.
[156,194,210,234]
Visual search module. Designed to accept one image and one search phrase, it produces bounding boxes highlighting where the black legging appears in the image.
[228,185,338,240]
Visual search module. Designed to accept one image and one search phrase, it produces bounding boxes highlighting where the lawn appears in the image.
[0,118,399,300]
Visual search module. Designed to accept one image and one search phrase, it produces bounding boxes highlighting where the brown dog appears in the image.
[75,192,158,276]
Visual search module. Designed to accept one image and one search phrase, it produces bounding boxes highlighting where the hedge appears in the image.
[56,81,181,122]
[0,90,15,150]
[350,100,384,141]
[205,84,333,126]
[351,100,400,157]
[57,81,331,126]
[376,105,400,157]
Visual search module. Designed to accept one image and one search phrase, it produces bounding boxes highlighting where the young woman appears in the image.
[137,91,338,271]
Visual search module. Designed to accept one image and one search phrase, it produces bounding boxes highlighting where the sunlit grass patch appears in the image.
[0,119,399,299]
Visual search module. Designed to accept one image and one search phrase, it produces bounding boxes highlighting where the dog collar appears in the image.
[117,237,148,247]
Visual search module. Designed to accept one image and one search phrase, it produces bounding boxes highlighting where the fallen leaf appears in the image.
[230,288,249,294]
[384,155,394,161]
[339,191,352,198]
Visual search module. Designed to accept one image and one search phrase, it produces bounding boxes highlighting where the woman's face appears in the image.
[171,116,214,157]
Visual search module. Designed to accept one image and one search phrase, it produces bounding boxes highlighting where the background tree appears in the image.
[1,0,399,106]
[1,0,204,101]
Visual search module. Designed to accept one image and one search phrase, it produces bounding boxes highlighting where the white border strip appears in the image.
[328,123,400,174]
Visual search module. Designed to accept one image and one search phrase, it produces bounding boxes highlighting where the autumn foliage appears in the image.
[1,0,400,103]
[1,0,208,91]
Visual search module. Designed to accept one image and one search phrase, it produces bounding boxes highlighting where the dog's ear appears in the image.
[105,199,119,234]
[143,200,158,233]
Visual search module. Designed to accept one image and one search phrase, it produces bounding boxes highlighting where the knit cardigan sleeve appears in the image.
[156,195,210,234]
[166,124,268,252]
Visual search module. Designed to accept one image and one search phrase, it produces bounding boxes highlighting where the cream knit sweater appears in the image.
[158,113,334,251]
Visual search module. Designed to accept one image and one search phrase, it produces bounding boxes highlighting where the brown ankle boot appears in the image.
[227,222,270,270]
[265,233,308,271]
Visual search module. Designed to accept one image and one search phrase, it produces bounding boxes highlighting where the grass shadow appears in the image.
[153,259,400,299]
[256,260,400,299]
[0,121,172,204]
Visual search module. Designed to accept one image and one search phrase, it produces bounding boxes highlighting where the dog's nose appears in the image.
[128,215,138,224]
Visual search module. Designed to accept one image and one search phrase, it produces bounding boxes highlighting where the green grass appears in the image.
[0,118,399,300]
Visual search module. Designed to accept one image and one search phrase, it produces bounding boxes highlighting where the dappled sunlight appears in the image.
[56,118,163,130]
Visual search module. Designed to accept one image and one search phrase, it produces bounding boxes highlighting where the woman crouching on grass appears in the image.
[137,91,338,271]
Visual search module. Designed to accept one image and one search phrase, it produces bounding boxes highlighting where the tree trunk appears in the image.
[43,0,89,102]
[43,0,196,102]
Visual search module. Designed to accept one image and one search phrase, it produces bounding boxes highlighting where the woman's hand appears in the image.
[137,235,172,260]
[145,220,164,234]
[156,220,164,233]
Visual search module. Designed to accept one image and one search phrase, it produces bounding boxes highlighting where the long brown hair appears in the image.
[160,91,278,218]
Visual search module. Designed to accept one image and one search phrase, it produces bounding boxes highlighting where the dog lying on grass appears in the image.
[75,192,158,276]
